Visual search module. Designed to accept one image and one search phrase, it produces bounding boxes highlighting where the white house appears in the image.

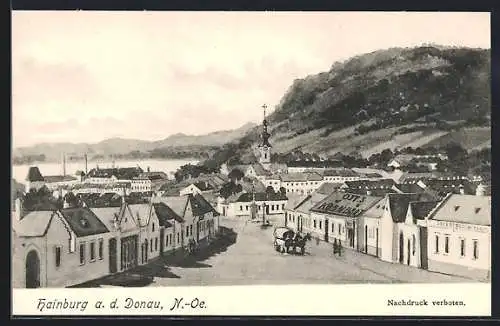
[280,172,324,196]
[422,194,491,281]
[379,193,437,265]
[12,200,113,288]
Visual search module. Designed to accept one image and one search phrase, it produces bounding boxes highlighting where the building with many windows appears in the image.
[421,194,491,281]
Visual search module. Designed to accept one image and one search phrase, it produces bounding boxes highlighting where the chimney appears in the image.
[62,153,66,176]
[459,184,465,195]
[14,198,24,221]
[476,184,486,196]
[147,166,151,173]
[84,153,88,174]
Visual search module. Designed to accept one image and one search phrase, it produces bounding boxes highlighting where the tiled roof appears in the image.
[138,171,169,180]
[399,172,440,183]
[429,194,491,226]
[295,193,329,215]
[89,206,122,231]
[315,182,343,196]
[287,160,342,168]
[344,178,395,189]
[152,202,185,225]
[13,210,54,237]
[234,192,287,203]
[311,192,383,217]
[362,198,386,219]
[251,163,272,176]
[59,207,110,237]
[387,193,436,223]
[190,194,218,217]
[156,196,189,220]
[393,183,426,194]
[408,201,439,223]
[26,167,44,182]
[87,167,143,180]
[348,188,397,197]
[323,168,359,177]
[281,172,323,182]
[44,175,77,183]
[284,194,308,210]
[127,203,154,227]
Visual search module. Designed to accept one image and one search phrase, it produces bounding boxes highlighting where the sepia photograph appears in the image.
[11,10,491,315]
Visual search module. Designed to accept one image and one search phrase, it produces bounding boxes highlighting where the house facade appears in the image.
[422,194,491,281]
[309,192,383,246]
[12,201,112,288]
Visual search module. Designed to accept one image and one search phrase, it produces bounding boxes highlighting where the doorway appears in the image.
[25,250,40,288]
[109,238,117,274]
[324,219,329,242]
[399,232,404,264]
[407,239,411,265]
[364,225,368,253]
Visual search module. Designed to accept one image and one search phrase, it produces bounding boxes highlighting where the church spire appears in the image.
[261,104,271,147]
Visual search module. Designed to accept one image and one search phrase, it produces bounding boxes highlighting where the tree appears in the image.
[266,186,275,195]
[228,168,244,181]
[279,187,286,196]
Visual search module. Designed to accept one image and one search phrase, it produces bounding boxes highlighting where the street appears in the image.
[79,215,471,288]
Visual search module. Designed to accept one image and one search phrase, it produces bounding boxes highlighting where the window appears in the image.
[435,235,440,253]
[313,220,317,228]
[186,226,189,237]
[190,225,193,235]
[55,246,61,268]
[79,243,86,265]
[98,239,104,260]
[444,236,449,254]
[331,224,334,232]
[460,238,466,257]
[246,206,248,211]
[152,223,155,232]
[150,239,153,252]
[90,242,96,261]
[412,235,416,256]
[155,238,158,251]
[282,204,285,210]
[473,240,479,259]
[319,221,322,230]
[177,233,180,244]
[240,206,243,211]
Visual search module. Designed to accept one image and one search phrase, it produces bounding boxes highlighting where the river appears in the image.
[11,159,199,184]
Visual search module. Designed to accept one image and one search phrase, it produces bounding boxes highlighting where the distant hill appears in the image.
[209,45,491,166]
[13,122,257,164]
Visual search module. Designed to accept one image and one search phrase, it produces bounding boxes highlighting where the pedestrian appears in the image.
[332,239,338,256]
[338,239,342,257]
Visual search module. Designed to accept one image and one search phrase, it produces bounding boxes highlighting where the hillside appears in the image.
[214,45,491,164]
[13,122,257,164]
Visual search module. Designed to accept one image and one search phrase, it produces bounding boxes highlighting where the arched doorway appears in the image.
[407,238,411,265]
[25,250,40,288]
[399,232,404,264]
[364,225,368,253]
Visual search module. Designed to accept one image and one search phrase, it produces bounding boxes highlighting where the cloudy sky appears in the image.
[12,11,490,148]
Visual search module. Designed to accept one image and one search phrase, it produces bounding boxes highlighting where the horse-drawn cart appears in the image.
[273,227,311,255]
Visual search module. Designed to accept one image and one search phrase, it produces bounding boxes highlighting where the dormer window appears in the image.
[454,206,460,211]
[79,218,89,228]
[475,208,481,214]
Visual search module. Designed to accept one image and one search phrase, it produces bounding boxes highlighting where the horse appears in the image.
[292,233,312,255]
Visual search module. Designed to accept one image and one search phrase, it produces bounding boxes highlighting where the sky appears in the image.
[12,11,490,148]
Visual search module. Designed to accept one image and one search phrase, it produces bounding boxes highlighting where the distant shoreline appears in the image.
[11,157,200,167]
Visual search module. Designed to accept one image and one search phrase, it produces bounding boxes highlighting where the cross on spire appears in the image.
[262,104,267,120]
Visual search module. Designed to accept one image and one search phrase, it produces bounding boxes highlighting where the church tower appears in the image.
[258,104,272,169]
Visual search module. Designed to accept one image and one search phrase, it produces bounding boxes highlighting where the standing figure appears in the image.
[338,239,343,257]
[333,239,338,256]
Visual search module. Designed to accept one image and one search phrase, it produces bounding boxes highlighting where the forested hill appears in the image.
[206,45,491,167]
